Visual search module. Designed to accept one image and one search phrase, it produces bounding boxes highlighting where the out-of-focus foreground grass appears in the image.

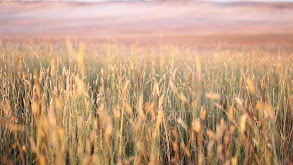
[0,42,292,164]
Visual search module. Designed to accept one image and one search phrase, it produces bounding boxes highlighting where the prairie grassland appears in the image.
[0,42,292,164]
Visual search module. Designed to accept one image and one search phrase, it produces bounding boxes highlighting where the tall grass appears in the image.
[0,42,292,164]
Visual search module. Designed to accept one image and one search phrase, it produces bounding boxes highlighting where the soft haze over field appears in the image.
[0,1,293,47]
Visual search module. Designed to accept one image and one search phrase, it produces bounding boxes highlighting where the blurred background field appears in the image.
[1,1,293,48]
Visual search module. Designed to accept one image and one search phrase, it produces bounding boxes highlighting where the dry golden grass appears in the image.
[0,42,292,164]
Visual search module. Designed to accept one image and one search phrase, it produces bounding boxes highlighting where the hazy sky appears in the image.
[15,0,293,1]
[74,0,293,1]
[82,0,293,1]
[203,0,293,1]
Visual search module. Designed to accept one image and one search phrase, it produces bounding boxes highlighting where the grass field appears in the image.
[0,42,292,164]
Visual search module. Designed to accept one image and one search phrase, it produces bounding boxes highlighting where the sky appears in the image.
[73,0,293,1]
[12,0,293,1]
[203,0,293,1]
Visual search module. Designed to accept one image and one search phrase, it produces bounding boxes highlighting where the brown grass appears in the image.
[0,42,292,164]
